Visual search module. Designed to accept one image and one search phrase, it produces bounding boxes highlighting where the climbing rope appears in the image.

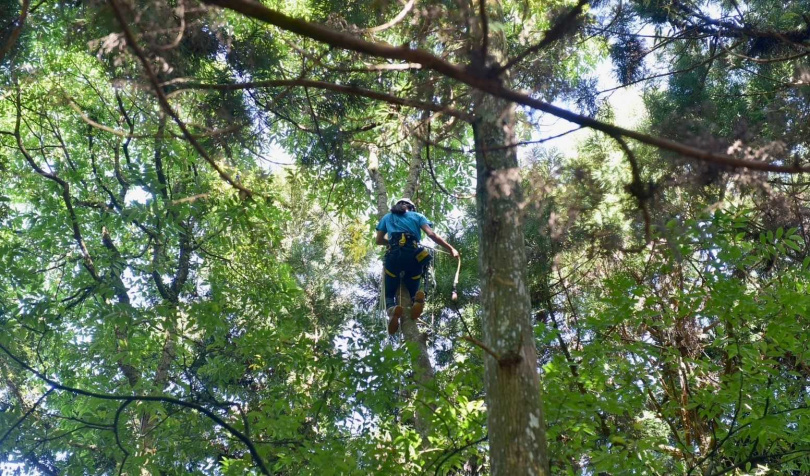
[428,249,437,327]
[451,254,461,302]
[374,236,474,350]
[378,267,387,332]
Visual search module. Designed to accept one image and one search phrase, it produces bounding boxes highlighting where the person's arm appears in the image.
[375,215,389,246]
[421,224,459,258]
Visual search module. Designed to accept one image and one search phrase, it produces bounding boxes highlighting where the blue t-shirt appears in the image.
[376,211,432,239]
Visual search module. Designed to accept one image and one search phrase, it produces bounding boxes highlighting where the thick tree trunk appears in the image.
[473,93,550,475]
[468,0,550,468]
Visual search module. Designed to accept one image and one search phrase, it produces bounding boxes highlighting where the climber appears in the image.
[376,198,459,335]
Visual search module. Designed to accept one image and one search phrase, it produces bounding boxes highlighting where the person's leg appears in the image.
[383,250,404,307]
[387,303,403,335]
[384,252,404,334]
[383,268,399,309]
[410,289,425,320]
[404,257,426,320]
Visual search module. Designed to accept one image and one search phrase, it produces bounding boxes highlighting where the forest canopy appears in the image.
[1,0,809,475]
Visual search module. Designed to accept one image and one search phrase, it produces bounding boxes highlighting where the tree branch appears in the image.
[171,78,474,122]
[461,335,501,360]
[0,0,30,64]
[479,0,488,59]
[328,62,423,72]
[431,434,488,476]
[109,0,254,198]
[424,119,473,199]
[14,89,100,281]
[494,0,589,75]
[0,341,271,476]
[611,134,652,243]
[202,0,809,174]
[113,399,133,476]
[0,388,53,448]
[367,145,389,218]
[66,94,244,140]
[362,0,415,33]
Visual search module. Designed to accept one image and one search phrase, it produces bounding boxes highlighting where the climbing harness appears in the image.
[377,238,461,334]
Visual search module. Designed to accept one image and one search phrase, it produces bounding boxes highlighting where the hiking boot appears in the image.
[411,290,425,320]
[387,306,403,335]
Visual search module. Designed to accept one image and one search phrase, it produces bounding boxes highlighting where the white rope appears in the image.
[418,241,453,255]
[378,264,386,332]
[430,249,437,327]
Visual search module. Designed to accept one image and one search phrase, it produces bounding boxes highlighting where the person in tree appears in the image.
[376,198,459,335]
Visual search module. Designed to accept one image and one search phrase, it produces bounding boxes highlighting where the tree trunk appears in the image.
[368,145,389,215]
[403,115,427,199]
[473,91,550,476]
[398,284,435,430]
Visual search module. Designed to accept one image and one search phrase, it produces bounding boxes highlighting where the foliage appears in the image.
[539,210,810,474]
[1,0,810,474]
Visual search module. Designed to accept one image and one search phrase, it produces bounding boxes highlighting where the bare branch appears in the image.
[113,399,133,476]
[328,62,423,73]
[0,389,53,448]
[431,434,489,476]
[0,341,271,476]
[171,78,474,122]
[413,125,583,154]
[304,86,334,161]
[673,3,810,51]
[14,89,100,281]
[154,0,186,50]
[721,41,810,64]
[479,0,488,59]
[403,118,426,199]
[596,43,734,94]
[367,145,389,219]
[424,119,474,200]
[67,93,245,139]
[611,134,652,243]
[170,193,210,205]
[461,335,501,360]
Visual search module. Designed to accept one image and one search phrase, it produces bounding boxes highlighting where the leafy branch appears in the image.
[0,340,272,476]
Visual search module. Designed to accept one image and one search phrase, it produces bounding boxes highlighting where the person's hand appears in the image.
[451,248,460,259]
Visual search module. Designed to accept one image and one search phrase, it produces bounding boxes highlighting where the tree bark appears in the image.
[403,114,428,199]
[368,145,389,215]
[467,0,550,468]
[473,87,550,476]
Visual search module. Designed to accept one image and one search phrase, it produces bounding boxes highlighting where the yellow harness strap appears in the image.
[416,249,429,262]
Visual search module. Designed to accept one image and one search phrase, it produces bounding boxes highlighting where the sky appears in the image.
[534,57,647,159]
